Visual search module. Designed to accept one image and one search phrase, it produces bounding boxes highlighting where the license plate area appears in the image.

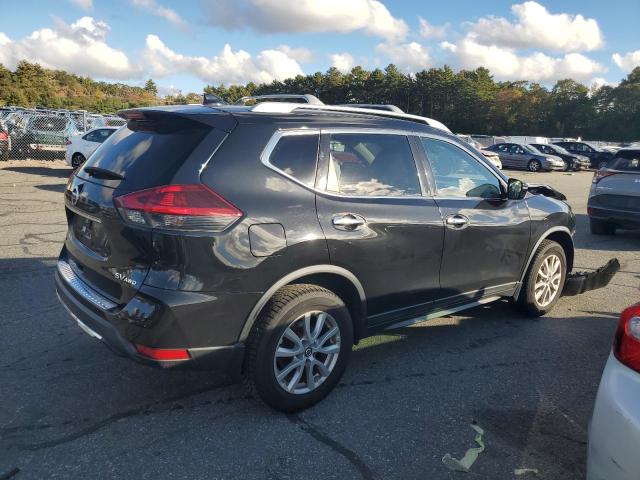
[72,214,110,257]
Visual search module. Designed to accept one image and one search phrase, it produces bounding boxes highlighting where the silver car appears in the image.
[587,303,640,480]
[588,148,640,235]
[485,142,566,172]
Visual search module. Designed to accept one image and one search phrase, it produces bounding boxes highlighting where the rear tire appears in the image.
[71,153,85,169]
[590,218,616,235]
[528,159,542,172]
[243,284,353,412]
[517,240,567,317]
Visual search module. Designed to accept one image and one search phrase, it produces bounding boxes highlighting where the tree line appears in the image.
[1,60,638,141]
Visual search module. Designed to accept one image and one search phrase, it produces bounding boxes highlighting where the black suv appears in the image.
[57,102,585,411]
[553,141,613,169]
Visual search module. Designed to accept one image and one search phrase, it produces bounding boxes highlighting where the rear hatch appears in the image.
[63,108,233,305]
[593,151,640,212]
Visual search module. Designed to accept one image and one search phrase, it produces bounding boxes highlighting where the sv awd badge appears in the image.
[114,272,137,286]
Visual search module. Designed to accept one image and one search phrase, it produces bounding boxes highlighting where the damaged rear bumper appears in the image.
[563,258,620,296]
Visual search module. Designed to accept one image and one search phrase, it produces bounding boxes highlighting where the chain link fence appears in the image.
[0,106,126,164]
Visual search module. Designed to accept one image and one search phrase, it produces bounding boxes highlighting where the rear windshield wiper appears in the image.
[83,166,124,181]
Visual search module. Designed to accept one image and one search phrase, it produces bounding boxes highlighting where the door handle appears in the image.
[445,214,470,228]
[332,214,366,231]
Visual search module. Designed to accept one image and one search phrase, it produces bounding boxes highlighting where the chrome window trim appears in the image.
[57,259,117,310]
[65,202,103,224]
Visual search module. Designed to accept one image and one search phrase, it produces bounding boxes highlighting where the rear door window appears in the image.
[267,133,319,187]
[325,133,421,197]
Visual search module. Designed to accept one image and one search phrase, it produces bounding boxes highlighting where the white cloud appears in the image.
[202,0,407,40]
[131,0,186,27]
[468,1,603,52]
[612,50,640,73]
[330,53,355,73]
[0,17,139,80]
[68,0,93,10]
[440,36,605,82]
[143,35,304,84]
[418,17,448,39]
[375,42,431,73]
[277,45,314,63]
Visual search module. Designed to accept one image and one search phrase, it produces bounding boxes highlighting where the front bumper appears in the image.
[587,353,640,480]
[55,259,249,376]
[563,258,620,296]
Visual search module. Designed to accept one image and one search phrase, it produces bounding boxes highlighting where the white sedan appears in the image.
[587,303,640,480]
[65,126,119,168]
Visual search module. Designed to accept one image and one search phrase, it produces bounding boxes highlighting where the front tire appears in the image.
[517,240,567,316]
[528,159,542,172]
[243,284,353,412]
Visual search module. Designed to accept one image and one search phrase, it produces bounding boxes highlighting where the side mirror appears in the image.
[507,178,527,200]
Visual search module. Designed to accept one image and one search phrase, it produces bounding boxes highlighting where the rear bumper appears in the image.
[588,205,640,230]
[55,260,250,376]
[587,353,640,480]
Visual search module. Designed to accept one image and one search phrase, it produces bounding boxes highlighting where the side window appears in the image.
[268,133,319,187]
[422,137,502,199]
[539,145,551,154]
[83,130,100,142]
[97,129,114,142]
[495,144,508,152]
[325,133,421,197]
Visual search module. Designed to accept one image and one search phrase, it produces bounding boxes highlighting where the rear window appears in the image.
[80,115,211,190]
[610,150,640,172]
[31,116,66,131]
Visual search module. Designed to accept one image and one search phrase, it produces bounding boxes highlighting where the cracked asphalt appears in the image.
[1,163,638,480]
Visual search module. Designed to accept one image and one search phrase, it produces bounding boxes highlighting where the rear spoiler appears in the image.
[117,107,237,133]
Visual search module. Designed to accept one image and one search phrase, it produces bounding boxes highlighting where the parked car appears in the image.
[587,303,640,480]
[529,143,590,171]
[55,102,615,412]
[457,134,502,169]
[11,114,78,159]
[587,148,640,235]
[485,142,566,172]
[0,125,9,160]
[65,126,119,168]
[553,141,614,169]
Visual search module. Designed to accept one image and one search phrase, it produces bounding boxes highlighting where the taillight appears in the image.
[614,304,640,374]
[592,170,616,184]
[0,131,7,140]
[114,184,242,232]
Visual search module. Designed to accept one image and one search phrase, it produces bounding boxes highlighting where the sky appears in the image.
[0,0,638,95]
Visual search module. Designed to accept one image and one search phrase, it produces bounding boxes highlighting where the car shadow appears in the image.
[3,166,73,178]
[34,183,66,193]
[572,213,640,252]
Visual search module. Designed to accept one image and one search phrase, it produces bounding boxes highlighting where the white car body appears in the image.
[65,126,119,168]
[587,352,640,480]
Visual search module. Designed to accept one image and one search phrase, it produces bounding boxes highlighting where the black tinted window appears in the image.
[326,133,420,196]
[269,134,319,186]
[422,138,501,199]
[610,151,640,171]
[81,116,211,189]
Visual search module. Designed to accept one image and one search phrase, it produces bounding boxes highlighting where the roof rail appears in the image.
[235,94,324,106]
[337,104,404,113]
[250,102,451,133]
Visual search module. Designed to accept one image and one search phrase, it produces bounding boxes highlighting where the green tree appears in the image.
[144,79,158,96]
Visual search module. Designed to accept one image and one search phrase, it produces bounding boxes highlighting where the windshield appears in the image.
[31,116,66,131]
[550,144,570,155]
[522,144,539,154]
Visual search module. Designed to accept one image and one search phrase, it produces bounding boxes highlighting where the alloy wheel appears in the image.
[273,311,341,395]
[534,254,562,307]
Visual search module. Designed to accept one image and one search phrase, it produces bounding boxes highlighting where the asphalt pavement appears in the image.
[0,163,638,480]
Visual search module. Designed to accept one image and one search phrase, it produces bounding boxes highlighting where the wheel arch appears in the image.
[239,265,367,344]
[514,226,574,298]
